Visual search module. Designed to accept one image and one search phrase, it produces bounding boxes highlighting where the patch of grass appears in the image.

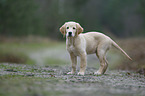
[107,50,123,70]
[0,52,35,64]
[0,42,38,64]
[0,38,63,65]
[45,58,69,66]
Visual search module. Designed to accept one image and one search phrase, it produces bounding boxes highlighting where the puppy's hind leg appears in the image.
[94,44,109,75]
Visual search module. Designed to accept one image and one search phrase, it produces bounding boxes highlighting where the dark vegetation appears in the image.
[0,0,145,39]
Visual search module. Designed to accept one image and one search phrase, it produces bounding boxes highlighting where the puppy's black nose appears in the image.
[68,32,72,36]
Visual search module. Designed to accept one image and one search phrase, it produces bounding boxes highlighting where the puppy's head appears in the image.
[59,21,83,37]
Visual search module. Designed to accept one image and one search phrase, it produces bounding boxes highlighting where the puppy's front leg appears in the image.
[78,53,87,75]
[67,53,77,75]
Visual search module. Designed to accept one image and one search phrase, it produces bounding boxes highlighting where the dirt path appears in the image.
[0,63,145,96]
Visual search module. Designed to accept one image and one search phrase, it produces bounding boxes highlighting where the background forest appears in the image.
[0,0,145,39]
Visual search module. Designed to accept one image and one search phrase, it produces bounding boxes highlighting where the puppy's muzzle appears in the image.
[68,32,72,37]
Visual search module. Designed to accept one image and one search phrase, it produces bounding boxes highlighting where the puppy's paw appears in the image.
[94,71,102,75]
[67,71,74,75]
[78,72,85,76]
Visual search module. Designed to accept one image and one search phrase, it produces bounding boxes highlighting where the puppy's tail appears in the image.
[112,41,132,61]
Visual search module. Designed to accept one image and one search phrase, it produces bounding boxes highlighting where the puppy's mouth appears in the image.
[68,34,72,37]
[67,32,73,37]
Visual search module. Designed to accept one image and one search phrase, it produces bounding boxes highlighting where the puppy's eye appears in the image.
[73,27,76,29]
[66,27,69,29]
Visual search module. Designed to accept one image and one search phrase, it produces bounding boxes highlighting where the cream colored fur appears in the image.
[60,21,132,75]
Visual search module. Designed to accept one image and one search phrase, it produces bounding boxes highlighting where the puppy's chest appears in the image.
[67,45,79,55]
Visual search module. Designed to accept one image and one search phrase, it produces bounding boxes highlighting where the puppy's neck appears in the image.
[67,37,74,46]
[66,36,76,46]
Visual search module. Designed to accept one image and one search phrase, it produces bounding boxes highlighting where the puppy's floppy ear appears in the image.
[59,23,66,37]
[76,23,84,36]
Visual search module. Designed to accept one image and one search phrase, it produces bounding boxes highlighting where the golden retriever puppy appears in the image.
[60,21,132,75]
